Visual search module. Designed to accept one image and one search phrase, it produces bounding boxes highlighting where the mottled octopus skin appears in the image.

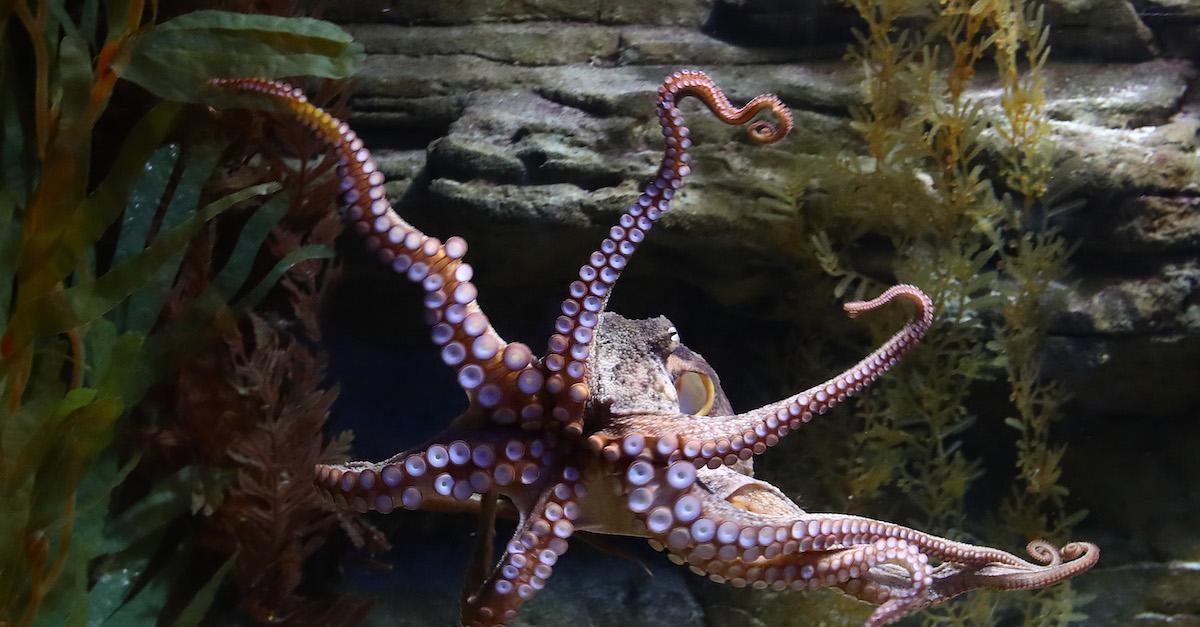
[211,71,1097,627]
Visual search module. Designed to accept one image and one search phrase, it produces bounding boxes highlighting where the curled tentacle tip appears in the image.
[746,113,791,144]
[843,284,935,322]
[1026,539,1063,565]
[747,120,784,144]
[1061,541,1099,562]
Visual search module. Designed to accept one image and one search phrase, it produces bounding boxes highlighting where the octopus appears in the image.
[211,69,1098,627]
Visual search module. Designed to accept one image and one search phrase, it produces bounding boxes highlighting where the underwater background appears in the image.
[1,0,1197,625]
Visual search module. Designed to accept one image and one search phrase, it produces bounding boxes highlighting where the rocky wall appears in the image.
[320,1,1200,625]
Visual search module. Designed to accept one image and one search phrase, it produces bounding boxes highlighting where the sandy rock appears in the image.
[344,22,622,66]
[1078,195,1200,254]
[326,0,713,26]
[1043,332,1200,415]
[1044,0,1158,59]
[1054,261,1200,335]
[1073,562,1200,626]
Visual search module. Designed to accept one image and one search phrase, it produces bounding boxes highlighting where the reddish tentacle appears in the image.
[461,470,583,626]
[314,433,556,515]
[618,462,1096,627]
[600,284,933,466]
[543,70,793,436]
[209,78,544,424]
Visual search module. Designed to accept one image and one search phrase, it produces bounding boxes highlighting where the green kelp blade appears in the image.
[9,182,279,341]
[25,393,122,532]
[98,542,235,627]
[111,145,179,265]
[117,190,331,404]
[123,140,227,334]
[1,45,32,207]
[33,449,140,627]
[80,0,100,46]
[1,389,95,494]
[93,465,233,624]
[115,192,289,403]
[85,532,165,627]
[114,10,363,102]
[0,395,61,588]
[0,191,20,330]
[14,103,181,308]
[7,34,93,289]
[168,549,238,627]
[209,192,290,298]
[12,33,95,283]
[27,334,69,402]
[128,242,334,404]
[110,144,179,330]
[99,464,234,556]
[99,542,186,627]
[234,244,334,311]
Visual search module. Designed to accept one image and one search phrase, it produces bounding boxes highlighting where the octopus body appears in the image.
[211,70,1098,627]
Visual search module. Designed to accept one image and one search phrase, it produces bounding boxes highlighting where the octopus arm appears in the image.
[610,285,933,467]
[840,541,1100,626]
[313,434,551,514]
[544,70,793,435]
[615,459,1096,627]
[208,78,542,422]
[461,469,584,626]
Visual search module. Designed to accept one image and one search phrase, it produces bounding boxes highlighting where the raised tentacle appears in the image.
[462,469,583,627]
[606,284,933,467]
[542,70,793,435]
[209,78,543,425]
[313,433,555,514]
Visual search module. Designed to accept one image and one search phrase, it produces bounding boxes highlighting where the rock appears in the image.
[1044,260,1200,416]
[695,582,872,626]
[1073,562,1200,626]
[326,0,714,26]
[430,179,608,228]
[704,0,882,51]
[428,136,528,184]
[1043,0,1159,60]
[1136,0,1200,57]
[617,26,822,65]
[1077,195,1200,254]
[1043,332,1200,415]
[1053,261,1200,335]
[372,149,427,182]
[351,518,704,627]
[346,22,843,68]
[513,551,706,626]
[343,23,622,66]
[709,0,1164,61]
[1065,415,1200,565]
[1048,121,1200,197]
[1037,59,1195,128]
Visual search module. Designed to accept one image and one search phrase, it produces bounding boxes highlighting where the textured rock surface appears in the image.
[325,1,1199,624]
[326,0,715,26]
[1076,562,1200,626]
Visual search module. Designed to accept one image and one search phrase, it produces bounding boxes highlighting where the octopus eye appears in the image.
[675,371,715,416]
[667,326,680,344]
